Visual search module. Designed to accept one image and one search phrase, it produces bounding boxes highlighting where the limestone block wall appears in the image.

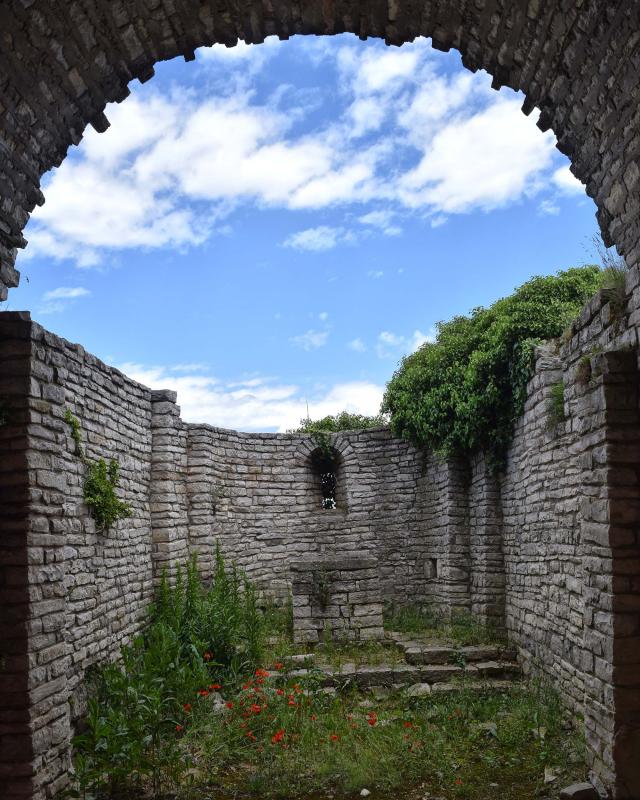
[182,420,427,606]
[3,274,640,799]
[291,556,384,644]
[0,313,156,800]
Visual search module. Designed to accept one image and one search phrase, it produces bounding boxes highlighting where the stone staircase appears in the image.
[284,632,522,694]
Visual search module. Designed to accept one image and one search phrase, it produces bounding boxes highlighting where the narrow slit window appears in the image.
[311,448,339,510]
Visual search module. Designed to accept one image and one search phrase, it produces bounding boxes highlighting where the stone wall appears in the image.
[2,283,640,798]
[291,556,384,644]
[1,3,640,302]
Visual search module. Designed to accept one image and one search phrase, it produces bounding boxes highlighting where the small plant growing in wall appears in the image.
[546,381,566,430]
[312,567,332,610]
[65,409,131,531]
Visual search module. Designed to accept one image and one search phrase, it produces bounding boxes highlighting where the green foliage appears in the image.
[382,266,603,467]
[384,603,505,647]
[71,552,266,798]
[592,233,629,318]
[65,409,131,531]
[83,459,132,531]
[290,411,387,434]
[546,381,566,429]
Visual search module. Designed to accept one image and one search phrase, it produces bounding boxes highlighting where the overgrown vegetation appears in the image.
[546,381,566,429]
[71,551,265,798]
[290,411,387,434]
[384,603,505,647]
[381,266,603,467]
[65,410,131,531]
[70,563,586,800]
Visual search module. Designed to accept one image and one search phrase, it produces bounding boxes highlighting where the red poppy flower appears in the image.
[276,688,285,696]
[209,683,222,690]
[198,689,210,698]
[311,714,317,721]
[273,662,284,670]
[245,731,257,741]
[367,712,377,727]
[175,724,184,732]
[203,651,213,661]
[288,699,296,707]
[183,703,192,713]
[455,778,463,786]
[255,668,270,678]
[403,721,413,728]
[271,729,285,744]
[225,701,234,709]
[251,703,262,713]
[330,734,339,742]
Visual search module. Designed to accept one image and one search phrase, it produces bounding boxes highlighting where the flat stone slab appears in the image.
[473,661,520,679]
[418,664,463,683]
[559,783,599,800]
[431,679,516,694]
[405,682,432,697]
[405,645,454,665]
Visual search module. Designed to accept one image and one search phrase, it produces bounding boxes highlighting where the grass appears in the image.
[172,673,585,800]
[384,603,507,647]
[69,567,586,800]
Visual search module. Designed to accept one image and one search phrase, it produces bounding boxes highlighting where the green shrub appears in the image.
[381,266,603,467]
[64,410,131,531]
[71,550,266,798]
[289,411,387,434]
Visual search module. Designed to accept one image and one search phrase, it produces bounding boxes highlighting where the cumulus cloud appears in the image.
[289,329,329,350]
[38,286,91,315]
[552,165,585,195]
[23,37,584,268]
[348,338,367,352]
[283,226,348,252]
[375,327,436,359]
[118,362,383,432]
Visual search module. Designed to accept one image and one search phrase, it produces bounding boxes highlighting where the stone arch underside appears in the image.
[1,2,640,302]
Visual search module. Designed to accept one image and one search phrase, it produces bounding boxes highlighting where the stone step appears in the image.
[292,660,521,690]
[393,635,516,667]
[430,679,516,694]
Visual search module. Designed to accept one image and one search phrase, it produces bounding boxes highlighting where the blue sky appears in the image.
[2,35,599,431]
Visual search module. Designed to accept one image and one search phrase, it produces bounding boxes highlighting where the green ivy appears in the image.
[65,409,132,531]
[381,266,604,468]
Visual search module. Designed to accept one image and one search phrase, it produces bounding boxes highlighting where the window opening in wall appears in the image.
[311,449,339,510]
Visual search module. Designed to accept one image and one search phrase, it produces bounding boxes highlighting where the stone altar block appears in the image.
[291,555,385,644]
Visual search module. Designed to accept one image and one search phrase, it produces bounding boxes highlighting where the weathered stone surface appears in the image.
[3,297,640,800]
[559,783,601,800]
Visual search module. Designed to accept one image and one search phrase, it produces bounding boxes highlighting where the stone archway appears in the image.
[1,4,640,799]
[0,2,639,303]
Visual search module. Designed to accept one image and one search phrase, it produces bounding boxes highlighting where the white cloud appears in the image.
[538,199,560,216]
[43,286,90,301]
[38,286,91,315]
[318,311,329,321]
[399,98,556,213]
[283,226,347,252]
[348,338,367,352]
[289,329,329,350]
[24,38,584,268]
[118,361,383,432]
[375,327,435,358]
[552,165,585,195]
[359,209,402,236]
[367,270,384,279]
